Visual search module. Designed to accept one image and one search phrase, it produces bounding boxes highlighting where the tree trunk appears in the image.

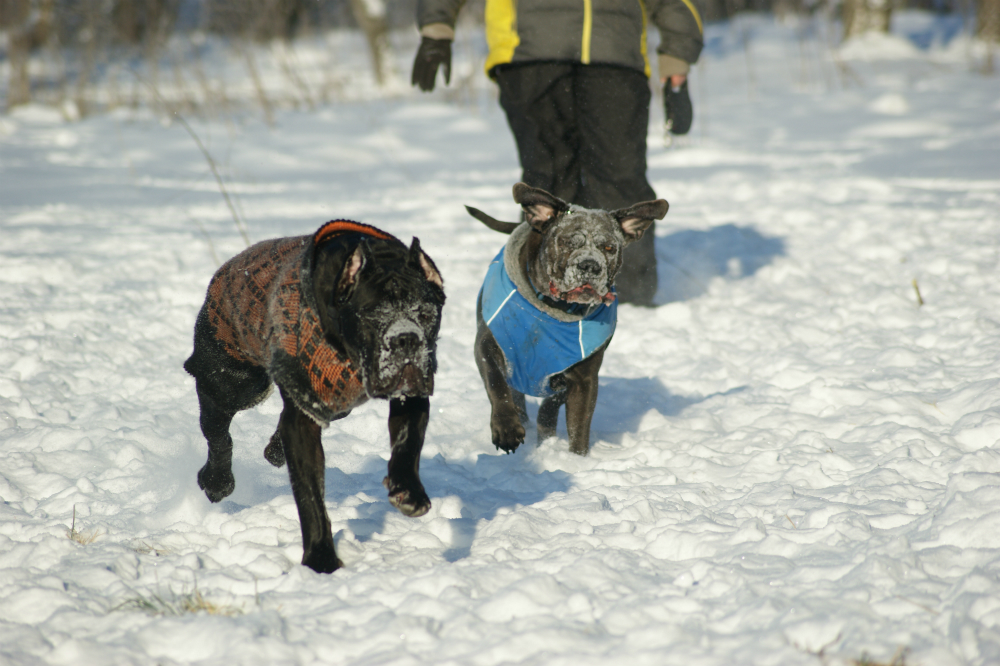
[978,0,1000,42]
[2,0,53,109]
[2,0,30,107]
[113,0,179,45]
[773,0,805,22]
[842,0,892,41]
[348,0,391,86]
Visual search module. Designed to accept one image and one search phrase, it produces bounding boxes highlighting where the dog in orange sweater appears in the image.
[184,220,445,573]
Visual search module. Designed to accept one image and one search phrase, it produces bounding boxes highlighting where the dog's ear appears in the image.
[512,182,568,232]
[409,237,444,288]
[336,242,367,303]
[313,243,351,354]
[613,199,669,241]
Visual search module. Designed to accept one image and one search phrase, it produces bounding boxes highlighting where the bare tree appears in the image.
[842,0,892,40]
[207,0,303,41]
[1,0,53,109]
[348,0,391,86]
[979,0,1000,41]
[113,0,178,44]
[978,0,1000,73]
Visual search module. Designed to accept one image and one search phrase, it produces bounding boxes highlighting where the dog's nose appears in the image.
[389,332,421,356]
[578,258,601,276]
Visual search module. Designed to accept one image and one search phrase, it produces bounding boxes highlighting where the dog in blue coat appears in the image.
[467,183,668,455]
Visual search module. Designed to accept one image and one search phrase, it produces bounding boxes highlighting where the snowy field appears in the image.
[2,13,1000,666]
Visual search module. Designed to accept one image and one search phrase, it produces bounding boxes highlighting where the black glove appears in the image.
[664,80,693,135]
[411,37,452,92]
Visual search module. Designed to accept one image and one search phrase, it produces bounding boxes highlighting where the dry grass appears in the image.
[852,646,910,666]
[130,540,172,557]
[791,633,912,666]
[66,505,102,545]
[911,279,925,307]
[112,587,243,617]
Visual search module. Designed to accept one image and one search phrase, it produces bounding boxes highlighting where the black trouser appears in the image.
[495,62,658,305]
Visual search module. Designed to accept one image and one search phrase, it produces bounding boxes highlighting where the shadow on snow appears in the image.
[327,451,572,564]
[517,376,748,448]
[654,223,785,305]
[211,223,781,565]
[592,378,748,445]
[218,440,572,565]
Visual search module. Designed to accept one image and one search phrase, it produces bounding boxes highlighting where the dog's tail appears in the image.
[465,205,520,235]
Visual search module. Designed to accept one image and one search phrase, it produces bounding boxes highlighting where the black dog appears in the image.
[184,220,445,573]
[467,184,667,455]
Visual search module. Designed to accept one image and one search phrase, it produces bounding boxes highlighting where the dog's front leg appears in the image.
[277,388,341,573]
[562,347,606,456]
[383,397,432,518]
[475,323,526,453]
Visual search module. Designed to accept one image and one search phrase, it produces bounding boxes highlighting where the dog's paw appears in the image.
[197,463,235,503]
[383,476,432,517]
[263,432,286,467]
[491,418,525,454]
[301,542,343,574]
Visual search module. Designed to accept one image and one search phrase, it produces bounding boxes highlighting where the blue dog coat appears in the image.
[479,246,616,397]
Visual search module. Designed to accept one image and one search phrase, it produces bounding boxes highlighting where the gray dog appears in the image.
[467,183,668,455]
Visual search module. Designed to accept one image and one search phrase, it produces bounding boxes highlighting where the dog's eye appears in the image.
[603,245,615,253]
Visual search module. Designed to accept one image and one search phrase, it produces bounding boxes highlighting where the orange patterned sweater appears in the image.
[202,221,394,422]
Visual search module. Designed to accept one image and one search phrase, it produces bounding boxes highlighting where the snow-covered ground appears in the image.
[2,13,1000,666]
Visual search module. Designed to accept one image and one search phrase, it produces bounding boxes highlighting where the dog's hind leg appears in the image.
[195,388,238,503]
[263,429,285,468]
[537,391,566,444]
[277,388,341,574]
[266,409,349,469]
[186,312,272,502]
[384,396,432,518]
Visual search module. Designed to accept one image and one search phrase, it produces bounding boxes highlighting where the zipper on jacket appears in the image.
[581,0,592,64]
[679,0,704,34]
[639,0,651,76]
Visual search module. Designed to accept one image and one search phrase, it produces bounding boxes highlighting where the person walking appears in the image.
[412,0,704,306]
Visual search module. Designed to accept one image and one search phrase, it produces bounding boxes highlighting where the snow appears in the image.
[2,12,1000,666]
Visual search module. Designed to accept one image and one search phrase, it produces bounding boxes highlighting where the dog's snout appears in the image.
[578,258,601,276]
[378,328,433,398]
[390,332,421,356]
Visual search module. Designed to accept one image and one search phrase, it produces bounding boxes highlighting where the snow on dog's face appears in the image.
[515,183,667,306]
[539,210,626,305]
[315,237,445,399]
